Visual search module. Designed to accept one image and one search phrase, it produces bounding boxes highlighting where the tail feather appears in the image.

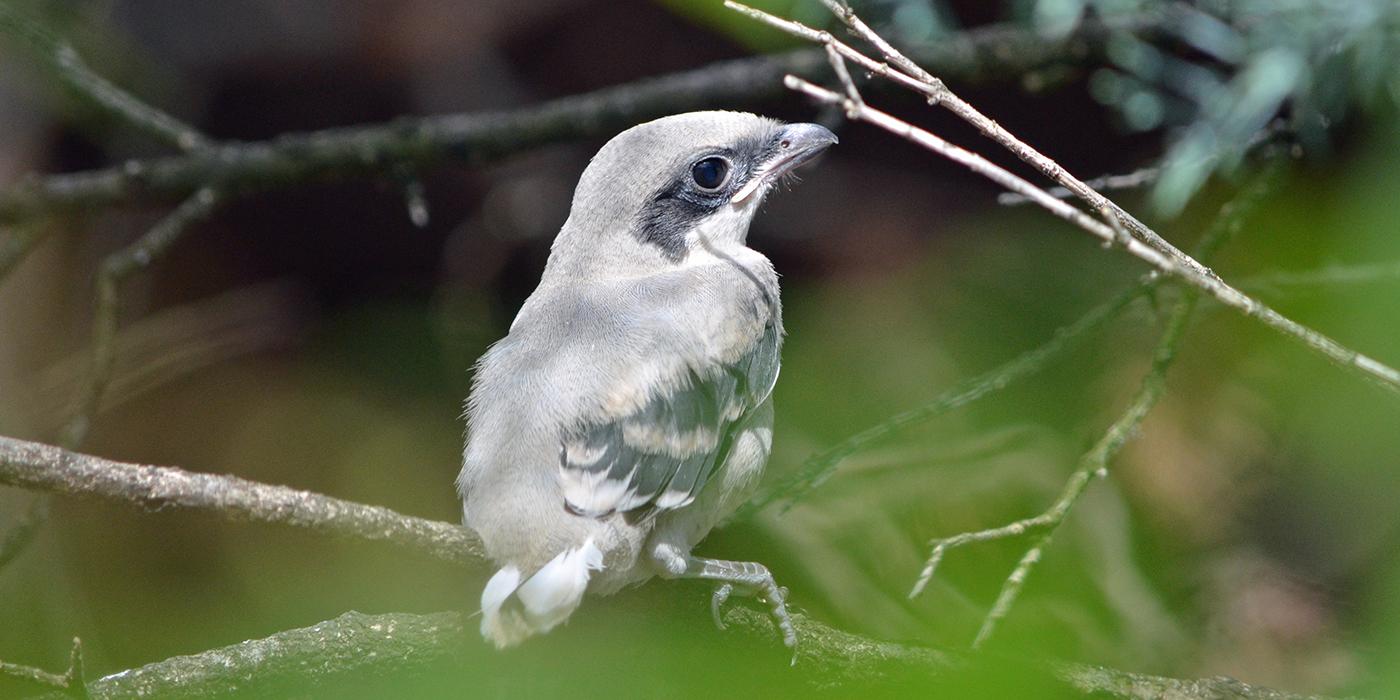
[480,538,604,648]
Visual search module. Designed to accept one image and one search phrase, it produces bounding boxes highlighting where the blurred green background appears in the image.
[1,0,1399,697]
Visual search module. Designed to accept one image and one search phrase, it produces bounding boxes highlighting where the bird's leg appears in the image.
[677,555,797,653]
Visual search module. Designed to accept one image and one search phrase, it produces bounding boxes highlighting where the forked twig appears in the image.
[725,0,1400,395]
[742,277,1153,517]
[59,188,223,448]
[934,167,1277,647]
[0,636,87,698]
[997,167,1160,206]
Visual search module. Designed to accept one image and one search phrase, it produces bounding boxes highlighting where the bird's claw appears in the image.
[710,583,733,630]
[756,575,798,660]
[708,572,797,660]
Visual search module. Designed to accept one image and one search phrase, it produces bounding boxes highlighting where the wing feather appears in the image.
[560,322,779,519]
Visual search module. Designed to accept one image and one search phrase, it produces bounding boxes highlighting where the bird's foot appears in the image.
[694,559,797,661]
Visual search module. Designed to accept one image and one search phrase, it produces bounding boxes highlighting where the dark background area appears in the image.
[2,0,1399,697]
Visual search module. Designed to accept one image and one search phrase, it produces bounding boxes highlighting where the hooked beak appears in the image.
[731,123,838,204]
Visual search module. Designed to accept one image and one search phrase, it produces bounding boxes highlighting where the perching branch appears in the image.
[0,435,485,566]
[0,12,1169,225]
[726,1,1400,397]
[0,431,1337,699]
[0,433,1325,697]
[2,607,1314,698]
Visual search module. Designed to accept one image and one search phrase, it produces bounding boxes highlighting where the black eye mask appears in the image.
[635,129,783,261]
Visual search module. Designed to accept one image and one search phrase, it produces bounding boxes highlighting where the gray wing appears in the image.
[559,321,779,519]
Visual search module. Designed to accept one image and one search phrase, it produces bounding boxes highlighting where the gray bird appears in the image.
[457,111,835,651]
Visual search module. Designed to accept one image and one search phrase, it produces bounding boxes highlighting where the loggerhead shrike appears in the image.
[458,111,835,652]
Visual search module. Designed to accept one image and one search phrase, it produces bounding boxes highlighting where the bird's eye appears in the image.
[691,157,729,191]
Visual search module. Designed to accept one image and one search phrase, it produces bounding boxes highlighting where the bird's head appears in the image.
[550,111,836,273]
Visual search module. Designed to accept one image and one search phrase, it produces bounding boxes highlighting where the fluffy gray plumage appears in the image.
[457,111,835,649]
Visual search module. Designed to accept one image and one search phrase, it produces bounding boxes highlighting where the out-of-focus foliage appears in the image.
[1059,0,1400,213]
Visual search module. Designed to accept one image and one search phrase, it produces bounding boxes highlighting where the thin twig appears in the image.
[0,13,1168,225]
[779,74,1400,394]
[972,291,1197,648]
[731,1,1400,393]
[814,0,1201,274]
[0,3,207,151]
[0,637,86,698]
[66,638,87,700]
[995,120,1294,207]
[750,249,1400,518]
[912,165,1281,647]
[742,278,1152,518]
[32,281,309,437]
[997,167,1158,206]
[1239,260,1400,293]
[59,188,222,448]
[0,435,485,565]
[0,658,70,694]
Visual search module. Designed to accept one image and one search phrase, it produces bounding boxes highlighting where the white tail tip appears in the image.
[480,539,604,648]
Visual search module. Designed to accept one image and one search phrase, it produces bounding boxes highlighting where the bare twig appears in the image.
[813,0,1200,273]
[742,277,1152,518]
[971,290,1198,648]
[0,13,1168,225]
[996,120,1291,206]
[0,637,86,698]
[997,167,1158,206]
[0,657,68,694]
[32,281,308,437]
[731,1,1400,394]
[779,73,1400,393]
[911,165,1280,647]
[0,435,485,565]
[59,188,222,448]
[0,3,206,151]
[1240,260,1400,294]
